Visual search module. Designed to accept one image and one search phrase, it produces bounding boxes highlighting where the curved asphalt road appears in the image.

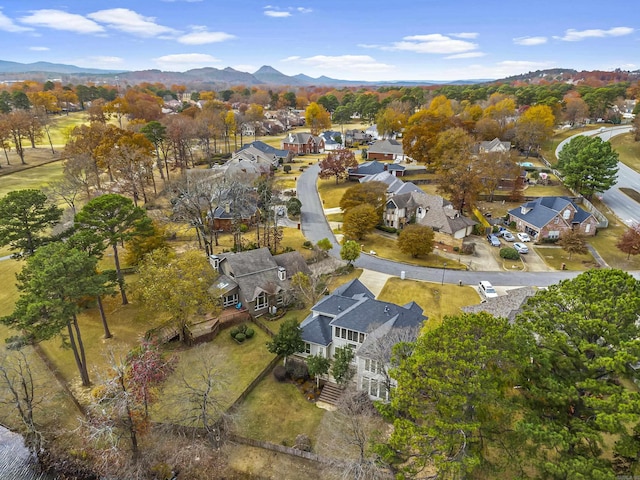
[298,164,583,287]
[555,126,638,226]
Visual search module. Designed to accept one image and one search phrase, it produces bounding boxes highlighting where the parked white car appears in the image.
[517,232,531,242]
[513,242,529,254]
[502,231,515,242]
[478,280,498,300]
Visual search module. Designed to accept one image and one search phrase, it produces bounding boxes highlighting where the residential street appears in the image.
[555,125,638,225]
[297,164,594,287]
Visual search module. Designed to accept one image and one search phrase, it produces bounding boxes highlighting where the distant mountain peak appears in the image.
[254,65,282,75]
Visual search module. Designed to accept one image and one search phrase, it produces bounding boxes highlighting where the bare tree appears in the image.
[170,348,234,448]
[0,350,45,454]
[316,388,392,480]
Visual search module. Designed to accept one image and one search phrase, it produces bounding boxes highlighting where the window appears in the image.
[364,359,384,374]
[585,224,591,234]
[255,292,268,310]
[563,209,571,220]
[304,343,311,354]
[222,293,239,307]
[359,333,365,343]
[276,294,284,305]
[548,231,560,240]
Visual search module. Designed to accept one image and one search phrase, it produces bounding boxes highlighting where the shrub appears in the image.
[283,165,292,174]
[286,359,309,381]
[509,221,516,229]
[245,327,255,338]
[230,327,240,337]
[500,247,520,260]
[235,333,246,343]
[453,246,460,252]
[541,237,559,244]
[273,365,287,382]
[287,197,302,216]
[462,243,475,255]
[303,240,312,248]
[376,224,397,234]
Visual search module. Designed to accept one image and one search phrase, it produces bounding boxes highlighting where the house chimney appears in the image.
[209,255,220,272]
[225,203,230,214]
[278,266,286,281]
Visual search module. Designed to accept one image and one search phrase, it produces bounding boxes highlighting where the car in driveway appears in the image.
[487,234,501,247]
[513,242,529,254]
[517,232,531,242]
[478,280,498,300]
[502,231,515,242]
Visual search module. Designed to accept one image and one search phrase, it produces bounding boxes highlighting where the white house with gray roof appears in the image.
[299,279,426,401]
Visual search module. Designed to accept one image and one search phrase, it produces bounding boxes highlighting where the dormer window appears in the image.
[209,255,220,271]
[278,266,286,281]
[563,209,571,220]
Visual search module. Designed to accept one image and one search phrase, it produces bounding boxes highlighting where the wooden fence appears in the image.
[228,434,333,464]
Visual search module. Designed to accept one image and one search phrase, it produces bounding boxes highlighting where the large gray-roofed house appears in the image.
[209,247,310,316]
[461,286,537,323]
[360,171,422,196]
[299,278,426,401]
[348,160,405,180]
[507,196,597,242]
[239,140,292,165]
[368,139,408,162]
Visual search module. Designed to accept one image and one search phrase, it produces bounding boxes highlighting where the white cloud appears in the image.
[88,8,177,37]
[450,32,478,39]
[0,9,32,32]
[231,64,257,73]
[20,9,104,34]
[178,27,235,44]
[154,53,221,70]
[497,60,555,69]
[392,34,478,54]
[555,26,633,41]
[296,7,313,13]
[281,56,301,62]
[29,46,49,51]
[88,56,124,64]
[284,54,394,74]
[514,36,547,46]
[264,10,291,17]
[445,52,486,59]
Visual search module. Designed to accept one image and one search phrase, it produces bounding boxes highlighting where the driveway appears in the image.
[555,125,638,226]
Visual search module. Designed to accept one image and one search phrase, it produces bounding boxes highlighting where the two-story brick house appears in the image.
[281,132,325,155]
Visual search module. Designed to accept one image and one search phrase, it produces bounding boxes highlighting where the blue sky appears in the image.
[0,1,637,81]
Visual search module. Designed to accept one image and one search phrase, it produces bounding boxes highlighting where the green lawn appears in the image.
[233,372,326,446]
[317,178,352,209]
[540,126,600,163]
[377,277,480,327]
[47,111,90,146]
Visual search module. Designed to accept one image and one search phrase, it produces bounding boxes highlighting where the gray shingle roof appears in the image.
[349,160,405,176]
[508,196,593,229]
[369,139,404,155]
[300,314,333,346]
[240,140,289,159]
[331,278,374,299]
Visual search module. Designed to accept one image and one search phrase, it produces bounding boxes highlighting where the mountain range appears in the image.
[0,60,490,87]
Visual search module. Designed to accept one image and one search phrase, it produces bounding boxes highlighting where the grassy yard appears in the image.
[152,328,277,424]
[535,246,598,271]
[540,126,599,163]
[610,132,640,173]
[233,373,326,446]
[356,231,467,270]
[378,277,480,327]
[586,199,640,270]
[317,178,353,209]
[0,158,64,196]
[47,111,90,145]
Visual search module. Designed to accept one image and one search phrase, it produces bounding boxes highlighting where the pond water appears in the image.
[0,426,56,479]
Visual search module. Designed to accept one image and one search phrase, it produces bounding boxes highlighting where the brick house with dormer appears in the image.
[281,132,325,155]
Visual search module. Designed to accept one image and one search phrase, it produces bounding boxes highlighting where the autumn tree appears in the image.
[75,194,152,305]
[432,127,483,213]
[339,181,388,217]
[107,130,156,204]
[397,225,434,258]
[290,272,327,307]
[318,148,358,184]
[340,240,361,266]
[515,270,640,479]
[617,223,640,259]
[0,189,62,258]
[563,96,590,126]
[5,110,32,164]
[375,107,407,139]
[342,203,379,241]
[402,109,452,167]
[304,101,332,135]
[557,135,619,199]
[266,318,304,366]
[477,150,521,201]
[558,229,588,259]
[134,249,219,344]
[140,120,168,181]
[515,104,555,157]
[381,312,528,478]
